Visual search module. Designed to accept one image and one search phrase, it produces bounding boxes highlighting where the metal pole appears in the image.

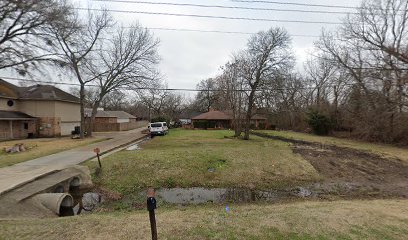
[97,153,102,168]
[149,209,157,240]
[147,188,157,240]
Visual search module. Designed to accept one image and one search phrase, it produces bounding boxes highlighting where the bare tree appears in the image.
[194,78,220,112]
[99,90,129,110]
[345,0,408,65]
[239,27,294,140]
[344,0,408,112]
[86,24,160,136]
[218,60,245,137]
[304,54,337,107]
[162,93,184,121]
[0,0,70,73]
[50,9,112,138]
[313,0,408,143]
[138,81,169,120]
[260,73,308,130]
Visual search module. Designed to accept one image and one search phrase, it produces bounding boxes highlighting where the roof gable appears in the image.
[0,79,79,103]
[0,79,20,98]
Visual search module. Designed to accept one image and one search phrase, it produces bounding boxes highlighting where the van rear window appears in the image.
[151,123,162,127]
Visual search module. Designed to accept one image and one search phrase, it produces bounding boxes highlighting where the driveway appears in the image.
[0,127,147,195]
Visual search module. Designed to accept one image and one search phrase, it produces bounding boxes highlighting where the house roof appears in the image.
[223,110,267,120]
[0,79,20,98]
[192,110,267,121]
[252,114,267,120]
[192,111,231,120]
[179,111,204,119]
[84,108,137,119]
[102,111,137,119]
[18,85,79,103]
[0,79,80,103]
[0,110,36,120]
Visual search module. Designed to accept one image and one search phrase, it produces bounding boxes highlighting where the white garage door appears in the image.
[61,122,80,136]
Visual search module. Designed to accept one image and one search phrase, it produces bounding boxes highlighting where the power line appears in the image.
[145,27,319,38]
[75,7,342,25]
[230,0,358,10]
[91,0,355,15]
[308,53,408,71]
[230,0,407,13]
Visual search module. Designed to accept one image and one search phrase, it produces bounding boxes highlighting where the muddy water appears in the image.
[156,187,312,204]
[125,137,151,151]
[67,185,102,216]
[126,144,142,151]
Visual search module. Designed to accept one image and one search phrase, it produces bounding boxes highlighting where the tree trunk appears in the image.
[232,109,241,137]
[89,101,101,137]
[234,88,243,137]
[79,84,86,139]
[244,91,255,140]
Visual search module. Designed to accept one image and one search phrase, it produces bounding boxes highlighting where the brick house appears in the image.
[0,79,80,140]
[84,108,139,132]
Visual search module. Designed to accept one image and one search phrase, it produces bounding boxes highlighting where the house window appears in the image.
[24,123,28,130]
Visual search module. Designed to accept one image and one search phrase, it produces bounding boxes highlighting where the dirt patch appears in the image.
[92,186,122,201]
[253,132,408,199]
[292,144,407,198]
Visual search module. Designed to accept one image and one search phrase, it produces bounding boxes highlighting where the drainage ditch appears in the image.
[139,187,314,205]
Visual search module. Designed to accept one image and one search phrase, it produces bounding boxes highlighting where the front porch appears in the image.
[0,111,37,140]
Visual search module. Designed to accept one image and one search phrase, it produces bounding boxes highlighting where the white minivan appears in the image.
[149,122,168,136]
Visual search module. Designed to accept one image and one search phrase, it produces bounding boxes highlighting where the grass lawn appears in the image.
[1,199,407,239]
[2,129,407,239]
[87,129,319,196]
[256,130,408,163]
[0,137,107,167]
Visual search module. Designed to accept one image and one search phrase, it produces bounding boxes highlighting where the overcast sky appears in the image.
[85,0,361,90]
[3,0,363,94]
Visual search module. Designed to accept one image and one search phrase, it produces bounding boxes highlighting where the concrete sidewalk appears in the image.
[0,127,147,195]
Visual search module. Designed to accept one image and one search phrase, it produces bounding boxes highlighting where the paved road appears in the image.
[0,127,147,195]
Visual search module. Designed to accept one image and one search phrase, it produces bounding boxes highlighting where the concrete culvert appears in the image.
[32,193,74,216]
[54,185,65,193]
[70,177,81,188]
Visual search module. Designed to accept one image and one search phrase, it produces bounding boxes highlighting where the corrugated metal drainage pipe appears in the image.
[32,193,74,216]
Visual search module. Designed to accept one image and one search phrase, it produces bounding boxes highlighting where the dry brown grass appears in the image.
[0,137,107,167]
[1,199,407,239]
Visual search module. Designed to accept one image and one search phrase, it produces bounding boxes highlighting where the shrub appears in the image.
[306,109,333,136]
